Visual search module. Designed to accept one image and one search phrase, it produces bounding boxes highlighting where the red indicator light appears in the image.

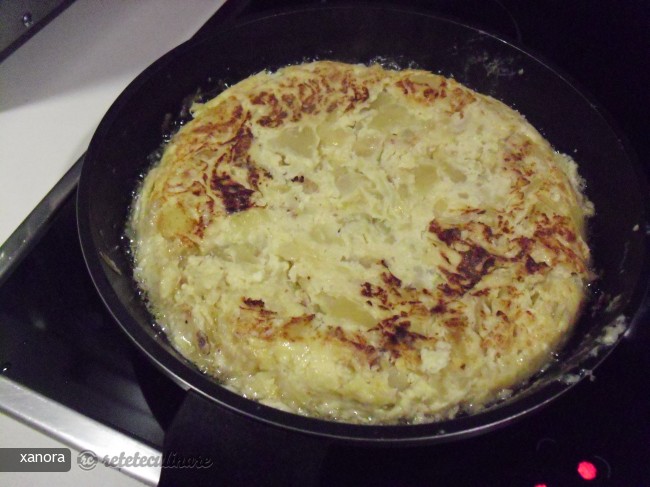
[533,484,547,487]
[577,460,598,480]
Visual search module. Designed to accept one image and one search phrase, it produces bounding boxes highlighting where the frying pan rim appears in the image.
[77,3,650,443]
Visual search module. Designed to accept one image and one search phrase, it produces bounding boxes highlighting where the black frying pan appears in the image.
[77,5,649,486]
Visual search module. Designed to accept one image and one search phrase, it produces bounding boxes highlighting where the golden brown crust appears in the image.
[130,61,594,424]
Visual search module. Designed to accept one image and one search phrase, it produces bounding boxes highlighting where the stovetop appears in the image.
[1,1,649,485]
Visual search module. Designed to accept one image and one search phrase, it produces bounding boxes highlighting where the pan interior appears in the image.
[77,6,647,441]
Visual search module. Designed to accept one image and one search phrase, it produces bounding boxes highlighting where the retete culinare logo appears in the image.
[76,449,213,471]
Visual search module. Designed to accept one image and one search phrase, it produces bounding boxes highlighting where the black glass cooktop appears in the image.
[1,1,649,485]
